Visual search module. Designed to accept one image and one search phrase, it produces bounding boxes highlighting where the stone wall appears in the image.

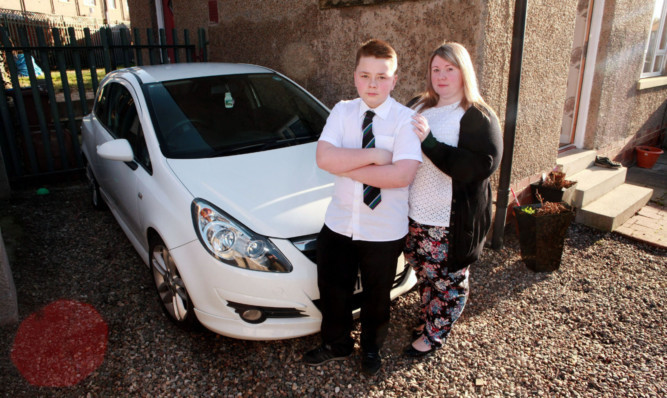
[488,0,579,182]
[170,0,209,40]
[125,0,156,35]
[206,0,488,108]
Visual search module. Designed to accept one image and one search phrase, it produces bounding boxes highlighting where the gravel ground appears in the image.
[1,182,665,397]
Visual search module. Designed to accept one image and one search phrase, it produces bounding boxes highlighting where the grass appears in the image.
[17,68,107,92]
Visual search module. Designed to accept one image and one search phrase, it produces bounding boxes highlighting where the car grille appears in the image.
[226,301,307,321]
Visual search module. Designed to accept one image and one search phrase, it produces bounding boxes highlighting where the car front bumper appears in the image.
[169,237,417,340]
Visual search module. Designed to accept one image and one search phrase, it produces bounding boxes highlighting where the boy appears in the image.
[302,39,422,375]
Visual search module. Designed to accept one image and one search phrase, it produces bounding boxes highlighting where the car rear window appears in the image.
[145,73,329,159]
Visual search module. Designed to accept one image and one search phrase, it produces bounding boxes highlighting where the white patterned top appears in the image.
[408,101,465,227]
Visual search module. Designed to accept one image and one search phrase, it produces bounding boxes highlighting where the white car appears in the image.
[81,63,416,340]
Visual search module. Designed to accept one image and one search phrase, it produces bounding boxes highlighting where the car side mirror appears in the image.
[97,139,134,162]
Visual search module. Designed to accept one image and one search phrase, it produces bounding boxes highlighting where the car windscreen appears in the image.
[144,73,329,159]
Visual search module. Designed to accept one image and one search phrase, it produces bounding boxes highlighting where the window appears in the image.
[642,0,667,77]
[83,0,96,6]
[208,1,219,24]
[145,73,328,159]
[94,85,110,124]
[108,0,117,9]
[96,83,151,170]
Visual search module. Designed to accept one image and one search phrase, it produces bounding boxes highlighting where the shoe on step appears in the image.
[594,156,621,169]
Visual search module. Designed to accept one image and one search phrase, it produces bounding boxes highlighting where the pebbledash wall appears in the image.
[586,0,667,165]
[128,0,666,200]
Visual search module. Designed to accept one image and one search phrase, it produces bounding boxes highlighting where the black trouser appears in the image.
[316,225,405,355]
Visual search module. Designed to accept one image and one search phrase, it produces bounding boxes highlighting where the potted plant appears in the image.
[513,193,575,272]
[530,169,577,204]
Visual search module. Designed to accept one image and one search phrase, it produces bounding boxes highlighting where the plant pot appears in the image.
[531,181,578,205]
[635,146,663,169]
[513,203,575,272]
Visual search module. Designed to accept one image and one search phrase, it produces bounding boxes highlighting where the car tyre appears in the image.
[149,237,199,331]
[86,163,106,210]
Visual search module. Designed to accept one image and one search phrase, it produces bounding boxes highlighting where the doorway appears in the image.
[560,0,595,150]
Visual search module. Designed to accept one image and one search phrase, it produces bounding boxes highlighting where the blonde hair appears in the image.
[414,42,492,114]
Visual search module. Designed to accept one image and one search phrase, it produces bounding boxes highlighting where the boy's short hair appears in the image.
[355,39,397,70]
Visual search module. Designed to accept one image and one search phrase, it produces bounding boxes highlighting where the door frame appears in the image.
[560,0,605,150]
[573,0,605,149]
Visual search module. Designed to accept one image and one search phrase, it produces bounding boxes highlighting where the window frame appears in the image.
[642,0,667,78]
[208,0,219,24]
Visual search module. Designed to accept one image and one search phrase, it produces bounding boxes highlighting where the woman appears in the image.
[403,42,503,356]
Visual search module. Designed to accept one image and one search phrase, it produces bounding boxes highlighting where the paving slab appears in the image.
[616,151,667,248]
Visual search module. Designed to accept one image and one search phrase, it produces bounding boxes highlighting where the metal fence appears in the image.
[0,24,208,185]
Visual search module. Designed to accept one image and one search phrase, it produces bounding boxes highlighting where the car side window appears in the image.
[94,84,109,123]
[101,82,152,172]
[126,113,151,172]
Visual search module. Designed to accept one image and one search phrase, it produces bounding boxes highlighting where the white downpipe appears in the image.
[155,0,165,31]
[575,0,605,148]
[154,0,165,63]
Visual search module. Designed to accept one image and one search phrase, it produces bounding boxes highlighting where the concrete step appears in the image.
[568,166,627,208]
[576,183,653,231]
[557,149,596,176]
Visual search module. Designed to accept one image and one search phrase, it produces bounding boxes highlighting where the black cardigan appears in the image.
[420,105,503,270]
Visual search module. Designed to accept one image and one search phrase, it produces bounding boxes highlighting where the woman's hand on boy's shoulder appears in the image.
[411,113,430,143]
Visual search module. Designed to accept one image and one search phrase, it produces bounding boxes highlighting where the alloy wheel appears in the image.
[151,242,193,324]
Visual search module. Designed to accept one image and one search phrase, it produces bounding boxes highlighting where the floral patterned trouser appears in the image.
[403,218,469,347]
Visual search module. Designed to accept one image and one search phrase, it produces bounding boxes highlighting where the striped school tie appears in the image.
[361,110,381,209]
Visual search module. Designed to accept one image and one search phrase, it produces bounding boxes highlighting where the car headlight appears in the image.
[191,199,292,273]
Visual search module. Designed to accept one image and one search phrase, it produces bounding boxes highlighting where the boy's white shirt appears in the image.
[319,97,422,241]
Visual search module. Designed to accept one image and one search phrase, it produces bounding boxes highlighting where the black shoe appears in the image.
[403,343,437,358]
[361,351,382,376]
[302,345,350,366]
[594,156,621,169]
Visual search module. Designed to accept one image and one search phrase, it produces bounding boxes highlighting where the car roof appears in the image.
[112,63,275,84]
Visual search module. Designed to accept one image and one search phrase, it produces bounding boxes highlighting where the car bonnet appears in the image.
[166,143,334,239]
